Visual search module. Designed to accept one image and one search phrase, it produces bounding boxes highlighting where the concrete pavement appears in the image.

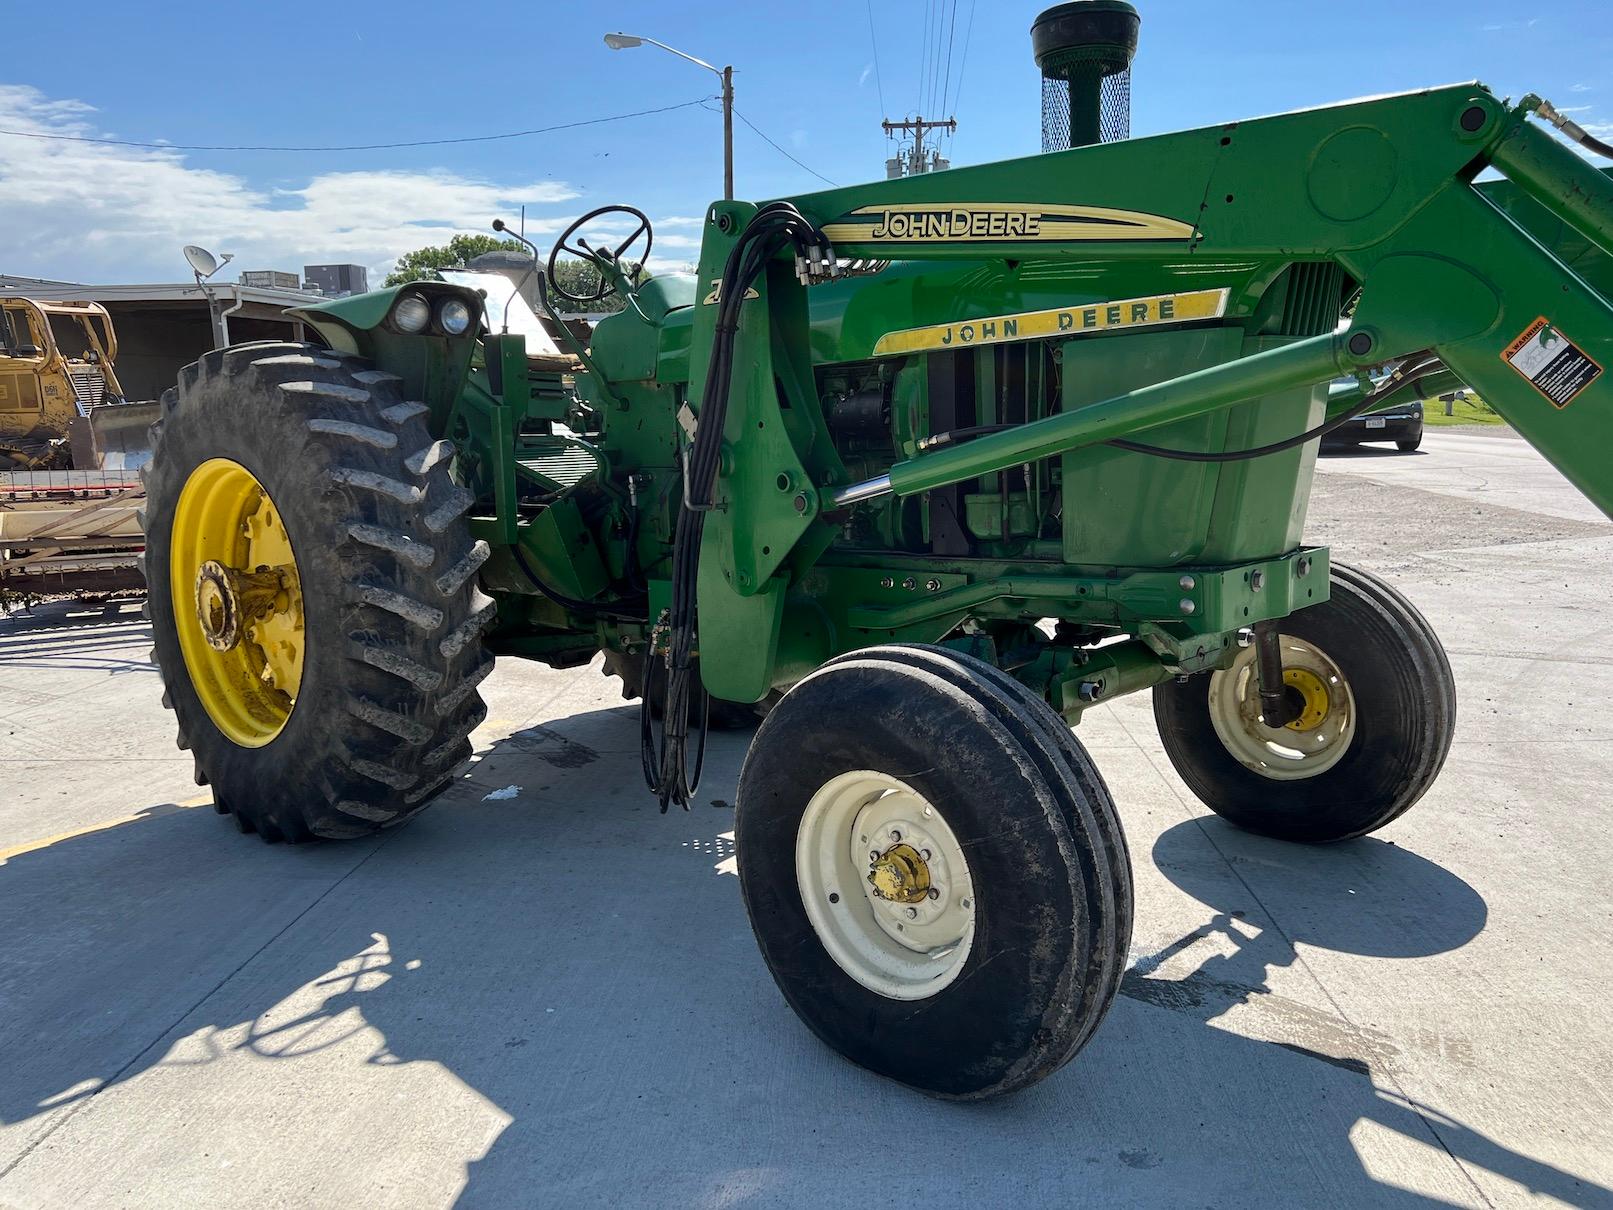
[1,427,1610,1207]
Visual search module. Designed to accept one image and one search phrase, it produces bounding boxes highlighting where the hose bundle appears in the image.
[643,203,832,810]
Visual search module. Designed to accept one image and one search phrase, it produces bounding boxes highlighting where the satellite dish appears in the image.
[183,245,220,278]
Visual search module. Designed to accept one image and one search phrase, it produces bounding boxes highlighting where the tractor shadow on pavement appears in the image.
[0,597,154,675]
[1,705,1609,1207]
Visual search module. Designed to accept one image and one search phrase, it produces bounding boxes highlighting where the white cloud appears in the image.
[0,84,605,284]
[858,63,873,88]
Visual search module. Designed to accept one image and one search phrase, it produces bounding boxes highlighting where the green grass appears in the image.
[1422,394,1509,427]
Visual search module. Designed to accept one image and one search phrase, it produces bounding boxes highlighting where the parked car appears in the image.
[1321,397,1424,452]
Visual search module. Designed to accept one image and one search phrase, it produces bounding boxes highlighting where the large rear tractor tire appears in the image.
[141,342,496,841]
[736,644,1131,1100]
[1152,562,1455,843]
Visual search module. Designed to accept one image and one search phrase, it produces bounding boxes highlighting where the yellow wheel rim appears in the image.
[170,458,305,747]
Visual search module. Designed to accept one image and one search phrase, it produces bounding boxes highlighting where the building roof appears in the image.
[0,275,316,307]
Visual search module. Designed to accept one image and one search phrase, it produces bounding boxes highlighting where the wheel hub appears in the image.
[867,842,932,903]
[194,560,291,653]
[1281,666,1331,732]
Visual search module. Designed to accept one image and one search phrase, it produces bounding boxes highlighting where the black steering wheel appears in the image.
[546,205,653,306]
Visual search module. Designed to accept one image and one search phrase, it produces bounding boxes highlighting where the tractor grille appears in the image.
[1277,262,1351,337]
[67,366,107,412]
[515,445,599,491]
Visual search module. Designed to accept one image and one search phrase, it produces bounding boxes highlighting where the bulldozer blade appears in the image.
[70,400,159,472]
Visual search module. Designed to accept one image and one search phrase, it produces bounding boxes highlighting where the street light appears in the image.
[604,32,733,201]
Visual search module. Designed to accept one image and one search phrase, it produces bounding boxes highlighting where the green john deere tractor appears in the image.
[140,2,1613,1099]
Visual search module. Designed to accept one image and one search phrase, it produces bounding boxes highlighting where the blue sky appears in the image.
[2,0,1608,284]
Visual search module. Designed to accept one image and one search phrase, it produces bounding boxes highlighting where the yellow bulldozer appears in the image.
[0,296,130,468]
[0,296,151,600]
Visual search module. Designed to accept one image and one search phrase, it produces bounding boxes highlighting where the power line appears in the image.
[730,108,840,188]
[866,0,887,118]
[948,0,979,146]
[939,0,961,116]
[0,96,714,153]
[918,0,935,115]
[922,0,935,114]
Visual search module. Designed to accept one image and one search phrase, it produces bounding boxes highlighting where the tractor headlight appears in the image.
[437,297,473,336]
[392,293,431,333]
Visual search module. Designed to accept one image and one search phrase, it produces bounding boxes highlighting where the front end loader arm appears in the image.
[777,85,1613,518]
[1346,114,1613,513]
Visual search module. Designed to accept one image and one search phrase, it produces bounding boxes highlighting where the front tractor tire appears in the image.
[736,644,1132,1100]
[142,342,496,841]
[1152,563,1455,843]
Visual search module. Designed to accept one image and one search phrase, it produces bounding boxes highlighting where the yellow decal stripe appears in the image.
[821,203,1196,244]
[872,289,1229,358]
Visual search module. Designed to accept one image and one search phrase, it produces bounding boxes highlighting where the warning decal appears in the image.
[1501,316,1602,409]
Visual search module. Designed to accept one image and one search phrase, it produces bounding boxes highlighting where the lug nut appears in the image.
[920,848,931,860]
[905,907,918,919]
[889,830,901,842]
[869,851,880,862]
[927,887,940,900]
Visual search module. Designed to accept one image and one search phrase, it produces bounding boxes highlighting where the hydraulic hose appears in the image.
[1536,98,1613,162]
[510,542,645,622]
[895,354,1442,468]
[645,202,833,811]
[1105,354,1443,464]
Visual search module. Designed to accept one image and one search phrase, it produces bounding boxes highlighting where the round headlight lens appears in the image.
[392,293,431,333]
[438,298,473,336]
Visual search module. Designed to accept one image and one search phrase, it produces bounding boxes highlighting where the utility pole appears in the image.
[721,65,734,201]
[882,116,957,179]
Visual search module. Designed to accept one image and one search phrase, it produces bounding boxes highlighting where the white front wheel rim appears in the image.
[795,770,976,1001]
[1207,633,1356,780]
